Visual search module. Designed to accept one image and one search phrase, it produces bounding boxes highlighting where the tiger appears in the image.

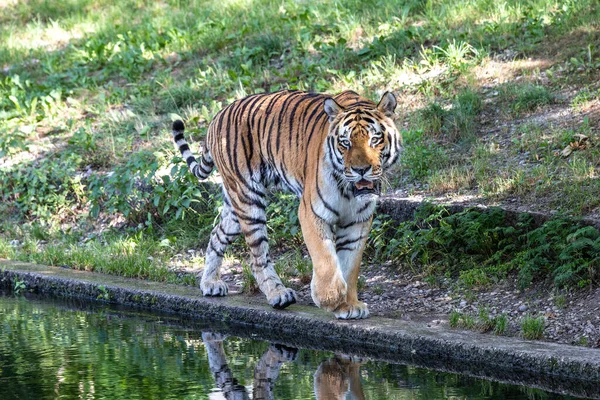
[314,356,365,400]
[202,332,297,399]
[203,332,364,400]
[172,89,401,319]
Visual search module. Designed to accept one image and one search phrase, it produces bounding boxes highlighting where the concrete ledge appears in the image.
[1,260,599,399]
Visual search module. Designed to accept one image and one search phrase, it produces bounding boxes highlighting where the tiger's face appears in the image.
[324,92,401,198]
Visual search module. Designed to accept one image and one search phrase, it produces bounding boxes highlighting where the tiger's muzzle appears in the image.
[352,179,381,197]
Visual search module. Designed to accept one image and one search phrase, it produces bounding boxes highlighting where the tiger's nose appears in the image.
[351,166,370,176]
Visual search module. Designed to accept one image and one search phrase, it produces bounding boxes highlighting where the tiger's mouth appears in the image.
[353,179,380,197]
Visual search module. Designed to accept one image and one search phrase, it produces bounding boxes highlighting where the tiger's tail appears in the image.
[172,120,214,180]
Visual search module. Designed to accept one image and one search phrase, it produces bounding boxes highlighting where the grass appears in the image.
[521,315,545,340]
[0,230,197,285]
[0,0,599,295]
[241,262,258,294]
[449,308,508,334]
[500,84,554,115]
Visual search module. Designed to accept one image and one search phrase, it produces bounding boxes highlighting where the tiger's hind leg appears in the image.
[202,333,250,399]
[200,191,241,296]
[230,190,296,309]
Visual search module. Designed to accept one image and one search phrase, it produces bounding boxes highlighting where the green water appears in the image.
[0,294,585,400]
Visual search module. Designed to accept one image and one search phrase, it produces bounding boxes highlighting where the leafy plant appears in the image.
[521,315,545,340]
[13,279,27,295]
[367,204,599,290]
[400,129,448,180]
[0,152,85,222]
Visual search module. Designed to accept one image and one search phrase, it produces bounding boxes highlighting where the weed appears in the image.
[577,336,589,347]
[554,294,566,308]
[501,84,554,115]
[571,88,600,111]
[372,285,384,296]
[97,285,110,301]
[13,279,27,295]
[286,251,312,285]
[357,276,366,293]
[461,313,476,330]
[267,193,302,244]
[435,40,481,72]
[417,102,446,137]
[449,309,509,335]
[401,129,448,180]
[493,314,508,335]
[241,262,258,294]
[459,269,491,288]
[0,239,16,259]
[415,89,481,142]
[367,204,600,290]
[273,257,292,288]
[428,166,474,193]
[477,307,494,332]
[521,315,545,340]
[449,311,461,328]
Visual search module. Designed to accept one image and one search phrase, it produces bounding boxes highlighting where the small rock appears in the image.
[519,304,529,312]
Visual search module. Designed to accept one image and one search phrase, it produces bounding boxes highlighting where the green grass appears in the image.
[500,84,554,115]
[1,0,599,291]
[241,261,258,294]
[449,309,509,334]
[493,314,509,335]
[1,230,197,285]
[521,315,545,340]
[449,311,461,328]
[413,89,482,142]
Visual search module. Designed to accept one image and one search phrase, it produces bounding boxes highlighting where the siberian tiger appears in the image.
[172,90,401,319]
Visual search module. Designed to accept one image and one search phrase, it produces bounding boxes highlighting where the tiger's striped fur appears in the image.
[172,90,401,318]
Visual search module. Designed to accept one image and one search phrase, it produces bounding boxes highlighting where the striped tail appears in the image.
[172,120,214,180]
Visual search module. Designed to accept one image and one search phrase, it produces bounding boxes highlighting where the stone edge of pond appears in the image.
[1,260,600,398]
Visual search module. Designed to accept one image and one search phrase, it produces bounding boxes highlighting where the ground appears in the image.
[1,0,600,349]
[169,253,600,348]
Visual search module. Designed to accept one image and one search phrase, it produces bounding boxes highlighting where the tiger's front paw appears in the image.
[311,274,348,311]
[267,286,297,309]
[200,279,229,296]
[334,301,369,319]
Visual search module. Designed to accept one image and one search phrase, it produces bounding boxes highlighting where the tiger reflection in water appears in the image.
[202,333,365,400]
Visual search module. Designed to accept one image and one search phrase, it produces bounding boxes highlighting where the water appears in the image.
[0,294,588,400]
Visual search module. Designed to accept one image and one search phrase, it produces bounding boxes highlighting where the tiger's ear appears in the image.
[377,92,397,118]
[324,98,344,122]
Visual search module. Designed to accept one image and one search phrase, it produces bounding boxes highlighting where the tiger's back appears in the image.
[206,90,330,197]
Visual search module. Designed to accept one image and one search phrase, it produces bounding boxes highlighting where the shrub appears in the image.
[521,315,545,340]
[367,204,600,290]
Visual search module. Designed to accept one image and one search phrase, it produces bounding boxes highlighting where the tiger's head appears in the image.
[324,92,401,198]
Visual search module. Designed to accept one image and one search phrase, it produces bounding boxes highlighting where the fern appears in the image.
[366,203,599,290]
